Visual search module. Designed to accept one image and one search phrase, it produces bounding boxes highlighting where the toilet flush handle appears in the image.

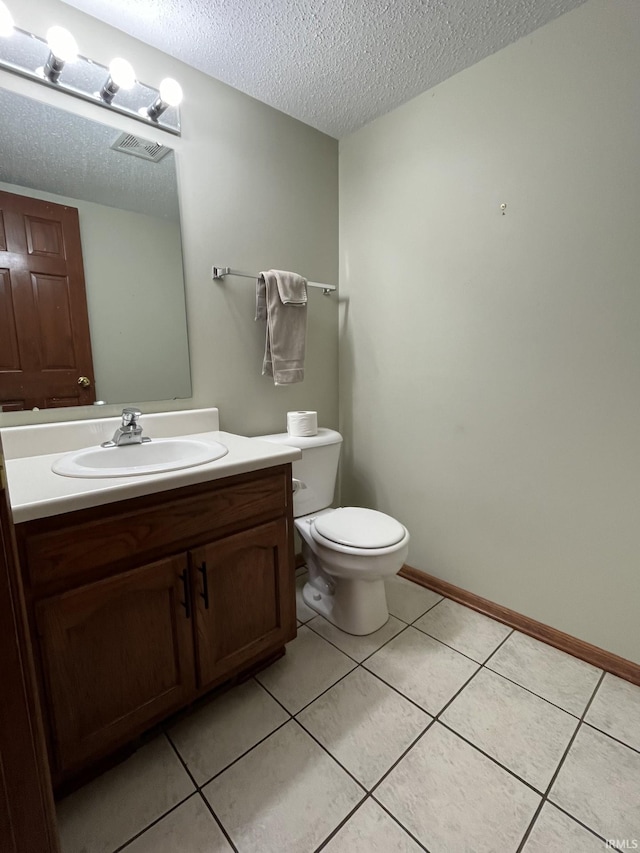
[292,478,307,493]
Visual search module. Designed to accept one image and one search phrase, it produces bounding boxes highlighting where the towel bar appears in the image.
[212,266,335,294]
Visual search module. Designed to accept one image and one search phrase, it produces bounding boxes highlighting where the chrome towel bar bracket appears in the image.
[212,265,335,294]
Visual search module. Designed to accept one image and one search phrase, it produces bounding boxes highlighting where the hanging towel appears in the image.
[255,270,308,385]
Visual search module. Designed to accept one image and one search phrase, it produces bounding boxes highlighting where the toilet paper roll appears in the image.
[287,410,318,437]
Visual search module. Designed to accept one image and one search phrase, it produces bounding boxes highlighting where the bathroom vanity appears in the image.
[0,409,300,788]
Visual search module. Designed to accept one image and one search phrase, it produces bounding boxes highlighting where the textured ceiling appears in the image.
[61,0,588,138]
[0,89,180,219]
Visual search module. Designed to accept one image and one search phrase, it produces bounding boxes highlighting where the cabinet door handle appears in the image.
[197,562,210,609]
[179,569,191,619]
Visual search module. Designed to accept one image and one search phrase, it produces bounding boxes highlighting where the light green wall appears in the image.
[0,0,339,434]
[0,181,190,404]
[4,0,638,662]
[339,0,640,661]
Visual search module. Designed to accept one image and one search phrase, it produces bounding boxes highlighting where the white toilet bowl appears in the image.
[254,428,410,636]
[296,507,410,635]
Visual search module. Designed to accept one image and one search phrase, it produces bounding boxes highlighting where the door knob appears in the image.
[77,376,91,387]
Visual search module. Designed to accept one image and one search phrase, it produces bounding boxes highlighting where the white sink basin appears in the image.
[52,438,228,478]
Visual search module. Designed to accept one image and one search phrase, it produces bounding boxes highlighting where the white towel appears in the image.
[256,270,307,385]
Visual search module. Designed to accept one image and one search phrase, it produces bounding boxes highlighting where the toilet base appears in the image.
[302,576,389,636]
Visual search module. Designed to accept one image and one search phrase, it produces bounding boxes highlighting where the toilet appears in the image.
[256,429,409,635]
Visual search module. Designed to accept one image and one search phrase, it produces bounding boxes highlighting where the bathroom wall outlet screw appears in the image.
[501,203,507,215]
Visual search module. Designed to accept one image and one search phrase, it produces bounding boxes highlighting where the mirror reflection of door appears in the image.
[0,190,95,411]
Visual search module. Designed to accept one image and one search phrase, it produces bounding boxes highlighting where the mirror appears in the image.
[0,87,191,412]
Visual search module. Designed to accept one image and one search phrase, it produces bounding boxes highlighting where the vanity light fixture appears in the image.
[100,57,136,104]
[0,0,14,38]
[42,25,77,83]
[146,77,183,121]
[0,3,181,134]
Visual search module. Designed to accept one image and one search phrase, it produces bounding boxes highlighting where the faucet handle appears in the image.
[121,407,142,427]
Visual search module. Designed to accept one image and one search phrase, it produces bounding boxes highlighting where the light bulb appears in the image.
[46,26,78,62]
[159,78,182,107]
[0,1,14,37]
[109,57,135,90]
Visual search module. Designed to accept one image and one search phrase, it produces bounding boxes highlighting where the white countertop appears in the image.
[0,409,301,523]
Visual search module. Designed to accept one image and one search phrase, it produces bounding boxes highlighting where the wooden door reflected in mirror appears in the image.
[0,190,96,411]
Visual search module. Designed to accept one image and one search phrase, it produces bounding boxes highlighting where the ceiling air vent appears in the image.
[110,133,172,163]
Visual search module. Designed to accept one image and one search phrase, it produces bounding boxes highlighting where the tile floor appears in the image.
[57,571,640,853]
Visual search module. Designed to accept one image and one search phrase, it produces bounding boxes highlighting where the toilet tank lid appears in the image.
[254,427,342,449]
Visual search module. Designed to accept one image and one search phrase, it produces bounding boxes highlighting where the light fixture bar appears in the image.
[0,23,181,135]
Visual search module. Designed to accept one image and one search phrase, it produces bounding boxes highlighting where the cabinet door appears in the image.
[192,519,296,689]
[36,555,196,774]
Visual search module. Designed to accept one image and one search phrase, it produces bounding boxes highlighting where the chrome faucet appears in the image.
[101,408,152,448]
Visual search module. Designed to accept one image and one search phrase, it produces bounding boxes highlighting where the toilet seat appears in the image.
[311,507,407,551]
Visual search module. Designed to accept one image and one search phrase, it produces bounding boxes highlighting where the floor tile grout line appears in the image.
[361,623,496,724]
[189,715,293,790]
[419,650,486,721]
[394,594,446,630]
[410,621,507,666]
[307,617,409,666]
[219,588,633,852]
[212,585,613,849]
[436,720,547,798]
[264,596,448,814]
[288,592,474,722]
[110,790,198,853]
[513,669,607,853]
[295,690,434,796]
[311,795,371,853]
[371,794,434,853]
[291,717,369,793]
[169,672,430,852]
[250,675,296,718]
[480,626,516,667]
[543,668,606,793]
[164,730,240,853]
[581,719,640,757]
[203,611,581,800]
[299,607,617,852]
[390,586,611,724]
[258,660,357,718]
[367,718,438,798]
[358,621,421,665]
[358,663,442,717]
[176,640,618,853]
[303,616,409,664]
[462,625,607,719]
[165,729,200,789]
[543,799,611,845]
[480,663,589,719]
[366,638,574,806]
[312,790,434,853]
[196,790,240,853]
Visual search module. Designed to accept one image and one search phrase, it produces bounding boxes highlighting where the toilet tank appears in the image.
[255,428,342,517]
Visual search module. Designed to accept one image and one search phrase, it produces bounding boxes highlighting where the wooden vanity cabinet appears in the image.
[192,518,291,689]
[14,465,296,786]
[35,554,196,772]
